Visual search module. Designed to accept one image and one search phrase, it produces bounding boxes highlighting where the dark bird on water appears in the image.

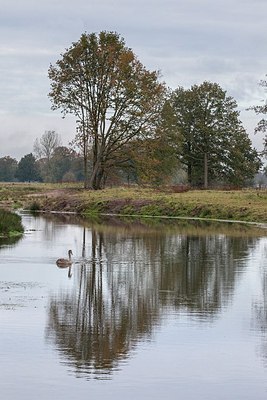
[56,249,73,267]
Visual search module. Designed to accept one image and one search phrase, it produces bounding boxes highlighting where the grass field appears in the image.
[1,182,267,224]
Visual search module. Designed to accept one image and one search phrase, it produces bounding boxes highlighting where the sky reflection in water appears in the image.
[1,213,267,399]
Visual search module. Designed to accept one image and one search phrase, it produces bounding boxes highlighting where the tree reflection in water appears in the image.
[46,218,261,378]
[252,241,267,363]
[47,227,160,378]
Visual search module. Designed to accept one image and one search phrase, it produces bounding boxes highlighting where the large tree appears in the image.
[48,31,166,189]
[169,81,260,187]
[122,101,180,185]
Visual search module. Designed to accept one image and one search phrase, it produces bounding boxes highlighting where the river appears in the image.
[1,212,267,399]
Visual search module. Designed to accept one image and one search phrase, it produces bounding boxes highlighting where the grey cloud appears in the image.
[0,0,266,157]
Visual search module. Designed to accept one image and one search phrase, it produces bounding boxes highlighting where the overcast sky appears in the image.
[1,0,266,159]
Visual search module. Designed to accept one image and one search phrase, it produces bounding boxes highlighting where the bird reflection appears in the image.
[56,249,73,279]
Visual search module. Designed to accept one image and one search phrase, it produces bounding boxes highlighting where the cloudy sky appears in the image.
[1,0,266,159]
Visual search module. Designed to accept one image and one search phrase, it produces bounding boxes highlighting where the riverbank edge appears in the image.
[18,185,267,225]
[1,183,267,224]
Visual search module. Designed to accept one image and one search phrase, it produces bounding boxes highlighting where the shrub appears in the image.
[29,201,41,212]
[0,209,24,236]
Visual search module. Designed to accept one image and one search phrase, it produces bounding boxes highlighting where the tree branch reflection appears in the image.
[46,218,260,378]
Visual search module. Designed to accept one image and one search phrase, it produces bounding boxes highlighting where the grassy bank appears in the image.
[0,209,24,237]
[77,187,267,223]
[1,182,267,224]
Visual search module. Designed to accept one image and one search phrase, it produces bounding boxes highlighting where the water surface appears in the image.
[1,213,267,399]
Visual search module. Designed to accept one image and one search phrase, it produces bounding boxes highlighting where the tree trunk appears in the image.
[187,162,192,185]
[204,153,208,189]
[83,154,89,189]
[89,161,104,189]
[94,168,105,189]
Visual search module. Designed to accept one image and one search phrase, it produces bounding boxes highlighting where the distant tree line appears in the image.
[0,132,85,183]
[0,31,266,188]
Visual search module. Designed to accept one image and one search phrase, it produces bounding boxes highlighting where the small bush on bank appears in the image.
[0,209,24,236]
[29,201,41,212]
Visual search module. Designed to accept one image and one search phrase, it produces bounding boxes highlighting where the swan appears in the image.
[56,250,73,267]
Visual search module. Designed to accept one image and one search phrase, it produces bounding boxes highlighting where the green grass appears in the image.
[0,209,24,237]
[1,182,267,224]
[81,187,267,223]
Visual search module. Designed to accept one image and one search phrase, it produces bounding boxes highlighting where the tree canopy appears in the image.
[33,130,62,182]
[0,156,18,182]
[15,153,41,182]
[34,130,62,160]
[48,31,166,189]
[168,82,261,187]
[250,77,267,155]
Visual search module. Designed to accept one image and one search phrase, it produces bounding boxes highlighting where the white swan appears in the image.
[56,250,73,267]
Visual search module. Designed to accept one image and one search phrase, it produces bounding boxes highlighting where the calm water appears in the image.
[1,213,267,399]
